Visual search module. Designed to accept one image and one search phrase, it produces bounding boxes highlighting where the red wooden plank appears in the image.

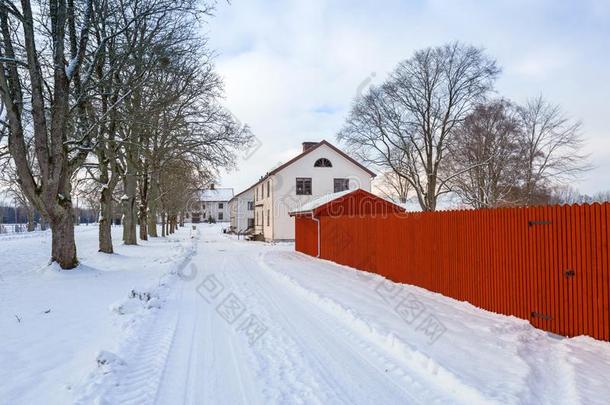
[600,203,610,341]
[593,204,602,340]
[555,205,566,336]
[583,204,593,337]
[565,204,573,336]
[544,205,555,333]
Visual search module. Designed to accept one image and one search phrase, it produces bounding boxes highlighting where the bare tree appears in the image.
[517,96,590,205]
[375,171,410,203]
[114,1,250,244]
[448,100,523,208]
[549,186,609,205]
[0,0,96,268]
[548,185,590,205]
[339,42,500,211]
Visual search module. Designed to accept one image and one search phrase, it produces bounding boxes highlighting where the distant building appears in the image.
[249,140,375,241]
[228,185,255,232]
[189,186,233,223]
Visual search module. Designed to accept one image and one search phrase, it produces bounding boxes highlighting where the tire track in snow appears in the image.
[155,247,263,404]
[75,233,199,405]
[222,254,331,404]
[226,253,431,404]
[257,251,496,405]
[75,308,181,405]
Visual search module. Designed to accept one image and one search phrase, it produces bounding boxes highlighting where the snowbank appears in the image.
[0,225,195,404]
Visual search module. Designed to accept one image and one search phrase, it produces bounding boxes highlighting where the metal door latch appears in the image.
[528,220,552,227]
[531,311,553,321]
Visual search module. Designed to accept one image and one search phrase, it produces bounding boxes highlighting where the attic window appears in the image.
[314,158,332,167]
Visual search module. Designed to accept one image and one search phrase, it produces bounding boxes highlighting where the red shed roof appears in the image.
[289,189,405,217]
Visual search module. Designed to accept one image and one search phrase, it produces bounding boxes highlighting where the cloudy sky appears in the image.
[206,0,610,195]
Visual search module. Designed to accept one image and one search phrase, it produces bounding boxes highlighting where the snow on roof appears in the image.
[199,188,234,202]
[289,189,355,215]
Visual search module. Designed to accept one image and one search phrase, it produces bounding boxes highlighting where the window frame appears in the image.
[314,158,332,167]
[295,177,312,195]
[333,178,350,193]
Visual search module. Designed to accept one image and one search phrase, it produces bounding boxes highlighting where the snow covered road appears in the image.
[2,224,610,404]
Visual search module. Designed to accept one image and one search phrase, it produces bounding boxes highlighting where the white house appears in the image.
[251,140,375,241]
[189,187,233,223]
[228,185,255,232]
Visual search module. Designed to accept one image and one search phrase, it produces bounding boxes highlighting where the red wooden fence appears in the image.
[295,203,610,341]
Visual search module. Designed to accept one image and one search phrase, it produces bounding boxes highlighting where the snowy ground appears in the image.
[1,224,610,404]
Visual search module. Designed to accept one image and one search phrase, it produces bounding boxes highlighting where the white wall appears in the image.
[254,178,274,239]
[271,143,373,240]
[200,200,230,222]
[229,188,255,230]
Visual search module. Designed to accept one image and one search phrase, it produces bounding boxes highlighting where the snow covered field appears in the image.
[1,224,610,404]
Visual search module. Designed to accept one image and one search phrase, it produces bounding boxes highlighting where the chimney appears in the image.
[210,183,215,190]
[302,142,318,153]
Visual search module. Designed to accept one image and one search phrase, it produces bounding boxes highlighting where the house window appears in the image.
[247,201,254,210]
[296,178,312,195]
[218,203,223,209]
[266,209,270,226]
[314,158,332,167]
[256,187,258,200]
[334,178,349,192]
[218,212,223,220]
[267,181,270,198]
[248,218,255,228]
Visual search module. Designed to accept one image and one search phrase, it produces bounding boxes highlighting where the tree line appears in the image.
[0,0,252,269]
[340,42,592,211]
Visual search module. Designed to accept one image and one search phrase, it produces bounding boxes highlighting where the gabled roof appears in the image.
[229,184,256,203]
[289,188,405,217]
[256,140,376,186]
[199,188,234,202]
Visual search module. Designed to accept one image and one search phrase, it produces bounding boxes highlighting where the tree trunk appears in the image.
[425,173,437,212]
[50,211,78,269]
[161,212,166,237]
[139,213,148,240]
[26,209,35,232]
[147,210,157,237]
[122,170,138,245]
[147,172,159,237]
[138,174,148,241]
[99,185,114,253]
